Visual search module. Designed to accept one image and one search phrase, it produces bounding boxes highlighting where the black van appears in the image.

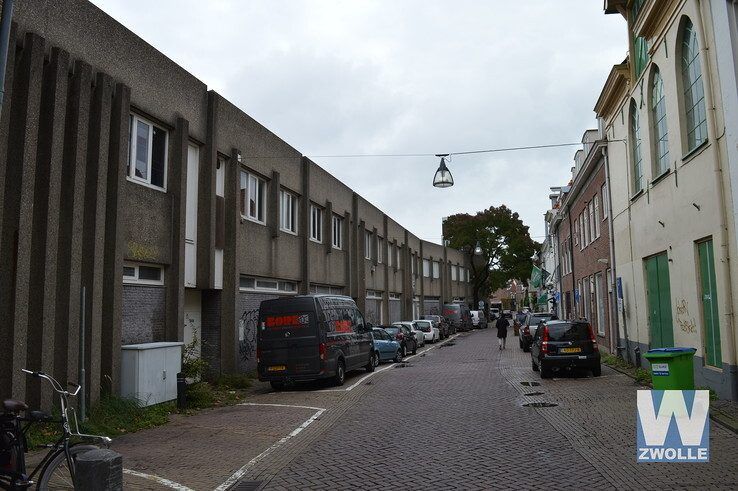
[442,302,472,332]
[257,295,374,389]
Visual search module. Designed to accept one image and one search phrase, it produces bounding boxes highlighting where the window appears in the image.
[432,261,440,279]
[583,210,589,247]
[593,194,600,238]
[573,217,578,246]
[366,290,382,299]
[389,292,400,300]
[310,284,344,295]
[633,36,649,80]
[451,265,458,281]
[239,275,296,293]
[387,242,393,267]
[630,100,644,193]
[365,230,372,259]
[423,259,430,278]
[377,237,384,264]
[681,19,707,151]
[332,215,343,249]
[128,114,167,189]
[240,171,266,223]
[602,183,609,219]
[123,262,164,285]
[588,201,595,241]
[651,68,669,175]
[310,204,323,242]
[411,253,416,276]
[396,246,401,269]
[280,190,297,234]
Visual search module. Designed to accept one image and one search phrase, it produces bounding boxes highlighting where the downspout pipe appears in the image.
[0,0,14,119]
[697,0,738,397]
[602,146,624,356]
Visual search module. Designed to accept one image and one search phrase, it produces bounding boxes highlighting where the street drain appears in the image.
[438,342,456,349]
[231,480,262,490]
[524,392,545,396]
[520,381,541,387]
[523,402,558,408]
[394,363,413,368]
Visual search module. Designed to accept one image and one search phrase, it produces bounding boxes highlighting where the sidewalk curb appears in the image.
[604,362,738,435]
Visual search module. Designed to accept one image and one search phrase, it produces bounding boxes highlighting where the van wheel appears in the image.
[270,381,285,391]
[540,367,553,379]
[592,365,602,377]
[531,360,539,372]
[394,350,402,363]
[366,352,378,372]
[401,345,407,357]
[412,345,417,355]
[334,359,346,386]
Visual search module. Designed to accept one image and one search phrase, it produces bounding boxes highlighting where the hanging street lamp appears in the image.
[474,241,482,255]
[433,154,454,188]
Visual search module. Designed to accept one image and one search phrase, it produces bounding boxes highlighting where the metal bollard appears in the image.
[177,372,187,410]
[75,448,123,491]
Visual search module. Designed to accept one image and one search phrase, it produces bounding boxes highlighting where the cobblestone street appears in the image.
[118,328,738,490]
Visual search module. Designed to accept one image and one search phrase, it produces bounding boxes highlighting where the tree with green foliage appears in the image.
[443,205,538,306]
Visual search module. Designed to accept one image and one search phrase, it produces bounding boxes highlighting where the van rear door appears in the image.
[259,311,321,376]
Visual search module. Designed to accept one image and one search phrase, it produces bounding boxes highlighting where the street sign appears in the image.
[478,301,484,309]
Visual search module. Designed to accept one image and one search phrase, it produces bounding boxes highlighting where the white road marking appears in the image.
[319,333,461,392]
[122,468,195,491]
[214,404,326,491]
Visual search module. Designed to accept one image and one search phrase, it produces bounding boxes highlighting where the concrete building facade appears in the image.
[0,0,471,407]
[598,0,738,399]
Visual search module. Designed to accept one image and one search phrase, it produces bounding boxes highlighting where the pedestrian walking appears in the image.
[496,315,509,350]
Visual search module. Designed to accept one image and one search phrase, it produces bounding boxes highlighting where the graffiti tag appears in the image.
[675,298,697,334]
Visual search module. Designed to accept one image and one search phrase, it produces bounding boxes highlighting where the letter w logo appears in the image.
[637,390,709,446]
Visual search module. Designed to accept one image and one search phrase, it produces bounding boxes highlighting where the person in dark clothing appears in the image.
[495,315,509,350]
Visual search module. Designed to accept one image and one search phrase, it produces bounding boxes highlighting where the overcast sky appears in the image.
[92,0,626,244]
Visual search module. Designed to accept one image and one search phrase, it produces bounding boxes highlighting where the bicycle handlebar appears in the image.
[22,369,77,396]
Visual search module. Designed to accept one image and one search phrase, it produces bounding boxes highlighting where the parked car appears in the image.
[413,319,440,343]
[470,310,487,329]
[420,314,451,337]
[513,312,527,335]
[520,312,557,352]
[530,320,601,378]
[370,328,402,364]
[382,325,418,356]
[393,321,425,348]
[257,295,374,390]
[443,303,473,332]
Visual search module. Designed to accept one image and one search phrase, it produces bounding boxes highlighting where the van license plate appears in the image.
[267,365,286,372]
[560,347,582,353]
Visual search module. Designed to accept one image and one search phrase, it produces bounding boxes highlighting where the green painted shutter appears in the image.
[656,253,674,347]
[698,240,722,367]
[646,256,662,347]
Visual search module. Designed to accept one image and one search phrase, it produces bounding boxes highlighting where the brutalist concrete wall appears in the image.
[121,285,166,344]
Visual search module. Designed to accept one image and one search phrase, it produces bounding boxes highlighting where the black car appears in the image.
[257,295,374,390]
[381,325,418,356]
[420,314,450,338]
[530,320,601,378]
[520,312,557,352]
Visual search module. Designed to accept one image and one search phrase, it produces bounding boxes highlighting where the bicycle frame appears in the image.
[0,370,111,489]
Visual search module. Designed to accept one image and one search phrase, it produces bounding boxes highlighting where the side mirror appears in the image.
[365,322,373,329]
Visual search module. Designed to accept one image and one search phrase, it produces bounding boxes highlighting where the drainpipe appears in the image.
[567,206,576,320]
[696,0,738,390]
[0,0,14,119]
[602,146,623,355]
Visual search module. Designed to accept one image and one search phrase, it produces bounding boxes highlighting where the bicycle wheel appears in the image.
[36,444,98,490]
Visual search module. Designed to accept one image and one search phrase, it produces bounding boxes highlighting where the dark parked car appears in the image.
[421,314,451,337]
[530,319,601,378]
[381,325,418,356]
[443,303,472,332]
[520,312,557,352]
[257,295,374,390]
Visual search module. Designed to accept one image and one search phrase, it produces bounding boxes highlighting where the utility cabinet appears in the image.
[121,342,184,406]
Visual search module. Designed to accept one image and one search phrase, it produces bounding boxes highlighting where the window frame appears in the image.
[332,215,343,250]
[680,18,708,153]
[630,99,644,194]
[593,194,601,238]
[279,189,298,235]
[239,275,297,294]
[128,114,168,191]
[364,230,372,259]
[423,259,430,278]
[123,262,164,286]
[377,236,384,264]
[240,170,267,224]
[650,66,670,176]
[432,261,440,279]
[309,204,323,243]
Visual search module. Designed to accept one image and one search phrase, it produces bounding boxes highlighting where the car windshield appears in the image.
[530,314,553,325]
[545,322,590,341]
[383,327,399,335]
[415,321,431,328]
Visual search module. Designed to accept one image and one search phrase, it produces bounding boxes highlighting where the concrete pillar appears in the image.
[81,72,114,405]
[350,193,359,300]
[198,91,218,289]
[166,117,189,344]
[100,83,130,395]
[56,60,92,395]
[357,219,367,313]
[28,47,70,409]
[299,157,310,294]
[0,32,45,400]
[220,148,241,374]
[382,216,389,323]
[75,448,123,491]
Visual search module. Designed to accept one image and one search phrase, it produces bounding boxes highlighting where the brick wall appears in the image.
[201,290,221,377]
[121,285,166,345]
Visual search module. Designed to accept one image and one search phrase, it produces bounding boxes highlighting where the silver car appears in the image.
[412,319,440,343]
[393,321,425,348]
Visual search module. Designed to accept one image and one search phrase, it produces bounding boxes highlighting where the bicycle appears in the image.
[0,370,111,490]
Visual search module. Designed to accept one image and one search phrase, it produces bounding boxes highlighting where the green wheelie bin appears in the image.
[643,347,697,390]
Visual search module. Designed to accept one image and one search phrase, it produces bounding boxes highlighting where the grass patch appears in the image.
[602,352,652,386]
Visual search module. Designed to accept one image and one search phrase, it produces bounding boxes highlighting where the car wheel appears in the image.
[334,359,346,386]
[270,381,285,391]
[366,352,378,372]
[592,365,602,377]
[523,343,530,353]
[519,340,524,349]
[540,366,553,379]
[412,344,417,355]
[531,359,539,372]
[394,350,403,363]
[402,344,407,357]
